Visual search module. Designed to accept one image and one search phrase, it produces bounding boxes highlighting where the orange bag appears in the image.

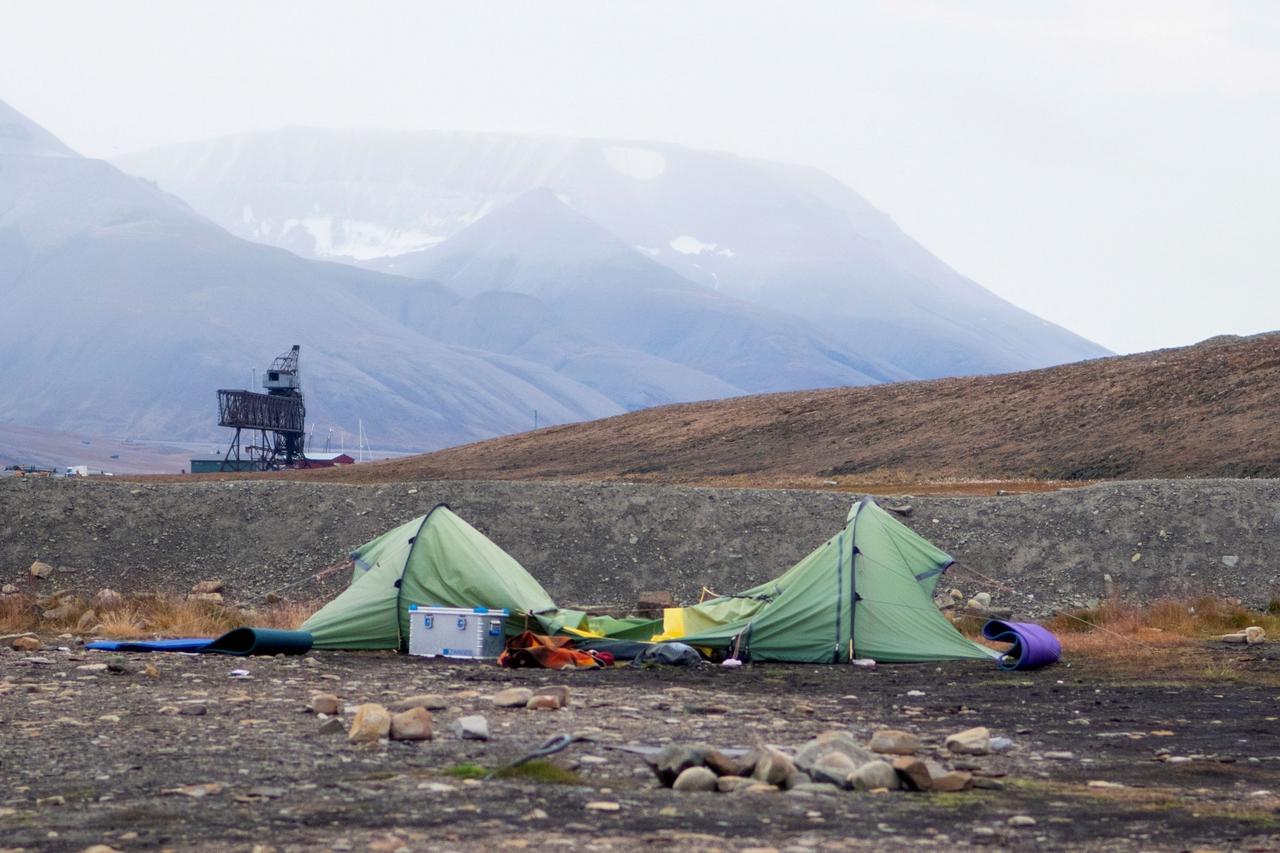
[498,631,601,669]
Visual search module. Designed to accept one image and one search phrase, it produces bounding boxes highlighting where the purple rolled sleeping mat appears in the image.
[982,619,1062,670]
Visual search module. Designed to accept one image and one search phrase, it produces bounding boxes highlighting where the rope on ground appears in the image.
[245,559,352,605]
[485,733,581,780]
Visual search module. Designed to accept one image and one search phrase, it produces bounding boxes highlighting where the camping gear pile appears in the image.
[297,499,1059,669]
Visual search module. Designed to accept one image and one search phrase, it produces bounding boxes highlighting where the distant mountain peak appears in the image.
[0,99,77,158]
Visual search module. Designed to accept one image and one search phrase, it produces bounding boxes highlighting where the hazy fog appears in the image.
[2,0,1276,353]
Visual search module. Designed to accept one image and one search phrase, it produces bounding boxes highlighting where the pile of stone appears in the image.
[652,725,1005,795]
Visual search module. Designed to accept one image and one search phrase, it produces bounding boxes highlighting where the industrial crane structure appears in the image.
[216,345,308,472]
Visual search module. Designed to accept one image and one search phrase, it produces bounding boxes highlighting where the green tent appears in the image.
[302,498,995,664]
[302,505,556,650]
[626,496,998,664]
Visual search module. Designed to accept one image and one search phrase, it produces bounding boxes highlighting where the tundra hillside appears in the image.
[284,332,1278,488]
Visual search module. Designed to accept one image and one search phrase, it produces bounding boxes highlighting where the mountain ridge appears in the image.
[116,127,1111,380]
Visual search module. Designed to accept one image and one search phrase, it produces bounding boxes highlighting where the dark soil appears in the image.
[1,642,1276,852]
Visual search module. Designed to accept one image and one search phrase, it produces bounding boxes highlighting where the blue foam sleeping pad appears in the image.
[981,619,1061,670]
[86,628,313,656]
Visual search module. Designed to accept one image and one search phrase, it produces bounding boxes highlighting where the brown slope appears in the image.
[160,332,1280,488]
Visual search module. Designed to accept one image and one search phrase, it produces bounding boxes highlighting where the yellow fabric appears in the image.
[650,606,687,642]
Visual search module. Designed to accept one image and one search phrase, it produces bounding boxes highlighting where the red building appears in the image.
[300,452,355,468]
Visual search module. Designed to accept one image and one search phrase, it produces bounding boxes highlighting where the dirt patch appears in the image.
[2,478,1279,615]
[1,642,1276,852]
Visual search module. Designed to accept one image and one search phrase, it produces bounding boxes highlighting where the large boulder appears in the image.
[347,704,391,742]
[389,708,433,741]
[672,766,718,792]
[945,726,991,755]
[651,744,710,787]
[794,731,876,773]
[751,747,795,786]
[869,729,921,755]
[809,752,858,788]
[851,760,899,791]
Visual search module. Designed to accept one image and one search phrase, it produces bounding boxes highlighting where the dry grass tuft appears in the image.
[1047,596,1280,641]
[0,592,316,639]
[959,596,1277,682]
[0,593,40,634]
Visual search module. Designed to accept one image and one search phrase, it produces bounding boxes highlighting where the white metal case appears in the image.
[407,606,509,659]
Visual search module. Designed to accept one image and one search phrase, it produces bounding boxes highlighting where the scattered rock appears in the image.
[794,731,875,773]
[782,771,813,790]
[1246,626,1266,645]
[531,685,571,709]
[989,736,1015,753]
[584,801,620,812]
[809,752,858,788]
[392,694,449,712]
[926,762,971,792]
[738,783,781,795]
[450,714,489,740]
[1,583,17,594]
[1221,555,1239,567]
[945,726,991,755]
[850,760,898,791]
[179,704,207,716]
[672,766,718,792]
[526,694,561,711]
[705,748,755,777]
[42,603,78,622]
[12,636,41,652]
[974,592,992,607]
[892,756,932,791]
[317,717,345,735]
[1008,815,1037,828]
[490,687,534,708]
[347,703,391,742]
[752,747,796,786]
[191,579,224,594]
[390,707,433,741]
[29,560,54,579]
[82,845,122,853]
[76,609,98,632]
[309,693,340,716]
[886,504,913,517]
[93,588,124,608]
[188,592,224,604]
[789,782,842,796]
[652,744,709,786]
[1043,751,1075,760]
[869,729,921,755]
[716,775,749,793]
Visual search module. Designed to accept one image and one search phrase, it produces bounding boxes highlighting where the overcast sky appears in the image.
[3,0,1277,354]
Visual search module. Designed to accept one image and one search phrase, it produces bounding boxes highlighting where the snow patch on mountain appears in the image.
[670,235,734,257]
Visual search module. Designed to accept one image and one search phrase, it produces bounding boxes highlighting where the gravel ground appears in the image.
[2,478,1278,614]
[0,640,1277,852]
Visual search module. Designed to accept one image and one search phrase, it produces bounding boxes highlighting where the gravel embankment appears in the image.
[1,477,1277,613]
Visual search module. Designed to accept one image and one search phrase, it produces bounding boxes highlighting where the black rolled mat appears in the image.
[86,628,313,656]
[202,628,314,656]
